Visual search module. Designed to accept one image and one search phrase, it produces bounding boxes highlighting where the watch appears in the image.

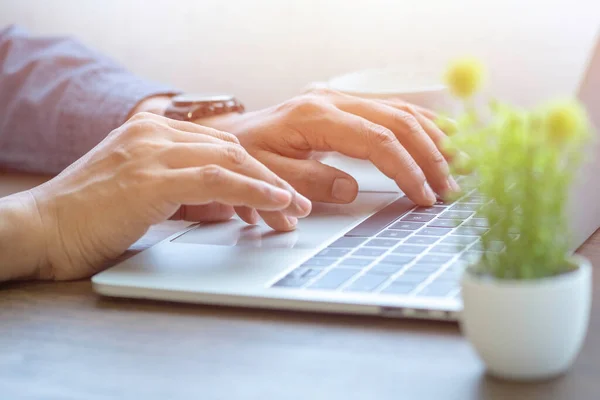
[164,94,245,121]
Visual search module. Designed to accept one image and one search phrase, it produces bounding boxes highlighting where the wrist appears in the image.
[193,111,255,135]
[0,191,48,281]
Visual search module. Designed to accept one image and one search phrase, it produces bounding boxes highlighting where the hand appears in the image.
[197,89,459,206]
[26,112,311,280]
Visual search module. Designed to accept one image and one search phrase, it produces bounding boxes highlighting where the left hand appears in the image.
[196,88,458,212]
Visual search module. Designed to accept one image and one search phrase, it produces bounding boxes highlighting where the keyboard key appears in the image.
[434,198,453,206]
[390,221,425,230]
[417,283,457,297]
[301,258,337,267]
[369,263,405,275]
[436,270,463,281]
[480,241,505,252]
[450,203,480,212]
[430,244,464,254]
[416,227,452,236]
[353,247,387,257]
[344,274,389,292]
[413,206,446,215]
[392,245,428,255]
[470,241,483,251]
[345,197,415,237]
[365,238,401,248]
[417,254,454,264]
[339,257,373,267]
[395,272,430,284]
[438,211,474,220]
[407,263,441,273]
[404,236,439,245]
[441,236,478,245]
[461,195,486,204]
[381,254,416,265]
[453,226,488,236]
[446,261,468,273]
[381,282,416,295]
[460,251,483,263]
[329,237,368,248]
[308,269,358,290]
[302,268,323,278]
[400,213,436,223]
[463,218,489,228]
[273,268,319,288]
[427,219,460,228]
[377,230,411,239]
[316,248,351,258]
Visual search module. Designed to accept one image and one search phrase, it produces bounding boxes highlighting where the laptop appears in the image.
[93,39,600,320]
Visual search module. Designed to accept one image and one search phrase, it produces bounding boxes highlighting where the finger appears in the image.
[334,99,454,196]
[234,206,259,225]
[256,210,298,232]
[140,112,240,144]
[160,143,312,217]
[380,99,459,139]
[380,99,438,120]
[167,125,240,145]
[297,105,435,205]
[258,151,358,203]
[170,203,235,222]
[163,165,294,217]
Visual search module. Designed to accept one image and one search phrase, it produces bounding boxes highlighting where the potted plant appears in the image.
[442,58,593,381]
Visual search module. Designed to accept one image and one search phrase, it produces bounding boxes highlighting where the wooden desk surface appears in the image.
[1,172,600,400]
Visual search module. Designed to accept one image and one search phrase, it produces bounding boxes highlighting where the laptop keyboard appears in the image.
[271,189,500,299]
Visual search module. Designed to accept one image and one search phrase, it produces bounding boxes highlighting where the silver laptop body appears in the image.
[93,39,600,320]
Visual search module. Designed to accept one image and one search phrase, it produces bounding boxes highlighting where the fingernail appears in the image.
[332,178,357,202]
[422,182,436,204]
[287,216,298,226]
[447,175,461,192]
[295,193,312,215]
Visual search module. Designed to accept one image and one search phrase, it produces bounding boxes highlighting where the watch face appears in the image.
[172,94,235,105]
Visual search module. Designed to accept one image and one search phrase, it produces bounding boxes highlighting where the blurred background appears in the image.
[1,0,598,110]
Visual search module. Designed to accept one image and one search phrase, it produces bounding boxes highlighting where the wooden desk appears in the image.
[1,172,599,400]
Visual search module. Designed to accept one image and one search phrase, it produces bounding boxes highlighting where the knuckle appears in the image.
[217,130,240,144]
[365,123,396,147]
[282,96,325,117]
[309,86,337,97]
[429,150,447,167]
[199,164,224,186]
[222,144,249,166]
[125,119,163,140]
[406,158,423,178]
[394,112,421,134]
[128,111,154,122]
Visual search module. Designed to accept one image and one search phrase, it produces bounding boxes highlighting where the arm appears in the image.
[0,25,178,174]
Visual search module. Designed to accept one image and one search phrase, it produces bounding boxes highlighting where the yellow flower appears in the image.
[445,58,485,99]
[545,101,588,143]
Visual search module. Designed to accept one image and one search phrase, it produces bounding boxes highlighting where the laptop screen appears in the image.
[569,35,600,249]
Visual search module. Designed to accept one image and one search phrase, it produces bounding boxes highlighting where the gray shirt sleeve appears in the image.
[0,25,179,174]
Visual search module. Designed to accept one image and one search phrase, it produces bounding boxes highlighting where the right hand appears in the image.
[28,112,311,280]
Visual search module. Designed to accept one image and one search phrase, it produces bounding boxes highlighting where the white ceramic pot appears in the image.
[460,255,592,381]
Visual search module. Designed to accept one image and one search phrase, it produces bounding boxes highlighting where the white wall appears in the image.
[1,0,598,110]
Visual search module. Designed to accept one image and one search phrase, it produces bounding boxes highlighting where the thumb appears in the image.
[260,152,359,203]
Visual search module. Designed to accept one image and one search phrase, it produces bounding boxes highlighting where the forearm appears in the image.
[0,25,179,174]
[0,191,46,282]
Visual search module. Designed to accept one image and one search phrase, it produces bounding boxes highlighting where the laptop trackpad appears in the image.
[171,192,400,249]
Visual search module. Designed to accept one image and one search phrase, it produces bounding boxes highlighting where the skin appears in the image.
[0,89,458,282]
